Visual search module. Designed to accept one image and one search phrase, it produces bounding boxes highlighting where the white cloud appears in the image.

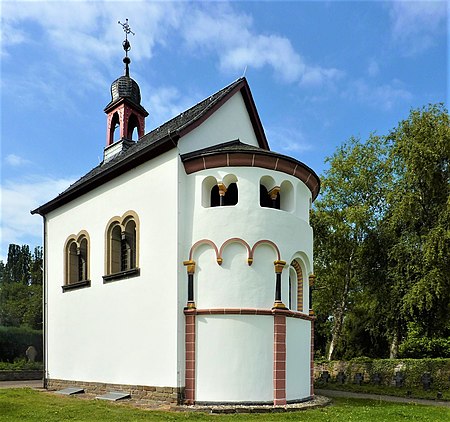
[181,3,341,86]
[220,34,305,84]
[1,1,184,95]
[389,0,447,55]
[300,66,345,87]
[344,78,413,111]
[143,85,201,128]
[0,176,75,256]
[2,1,342,96]
[367,58,380,78]
[4,154,31,167]
[266,126,313,156]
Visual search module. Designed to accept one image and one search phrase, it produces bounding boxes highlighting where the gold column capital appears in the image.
[274,260,286,273]
[268,186,280,200]
[183,260,196,274]
[217,182,227,196]
[186,301,197,310]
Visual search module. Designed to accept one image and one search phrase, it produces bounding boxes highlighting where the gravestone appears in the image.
[371,373,382,385]
[354,373,364,385]
[394,372,404,387]
[337,371,346,384]
[25,345,37,362]
[421,373,432,391]
[320,371,331,383]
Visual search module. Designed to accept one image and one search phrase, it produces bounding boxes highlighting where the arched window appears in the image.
[289,267,297,311]
[64,232,90,291]
[280,180,294,212]
[122,219,137,271]
[210,185,220,207]
[203,175,239,208]
[260,176,279,209]
[127,113,139,140]
[290,260,304,312]
[110,224,122,274]
[105,211,140,281]
[223,182,238,206]
[109,112,120,145]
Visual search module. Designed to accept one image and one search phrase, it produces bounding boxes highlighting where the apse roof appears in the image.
[181,140,320,200]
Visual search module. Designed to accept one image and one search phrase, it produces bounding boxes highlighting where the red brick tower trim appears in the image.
[273,311,287,406]
[184,309,196,404]
[310,318,315,397]
[105,101,148,146]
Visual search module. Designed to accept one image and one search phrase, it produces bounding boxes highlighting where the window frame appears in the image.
[104,211,140,282]
[63,231,91,292]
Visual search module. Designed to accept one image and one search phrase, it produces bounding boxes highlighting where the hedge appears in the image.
[0,326,42,363]
[315,358,450,390]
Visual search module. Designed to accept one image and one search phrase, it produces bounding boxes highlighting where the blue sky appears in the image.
[1,0,448,261]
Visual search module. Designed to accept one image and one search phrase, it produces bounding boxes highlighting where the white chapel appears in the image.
[32,26,320,406]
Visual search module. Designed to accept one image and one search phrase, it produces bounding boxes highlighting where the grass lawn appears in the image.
[0,388,449,422]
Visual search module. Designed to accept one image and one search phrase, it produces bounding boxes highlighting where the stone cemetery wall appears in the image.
[314,358,450,390]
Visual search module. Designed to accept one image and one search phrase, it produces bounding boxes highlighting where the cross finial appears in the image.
[118,18,135,38]
[118,19,135,76]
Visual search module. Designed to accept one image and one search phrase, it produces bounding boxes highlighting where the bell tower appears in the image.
[103,19,148,162]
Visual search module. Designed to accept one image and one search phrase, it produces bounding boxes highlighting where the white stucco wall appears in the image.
[178,163,314,403]
[178,92,260,155]
[181,166,313,310]
[45,149,181,387]
[195,314,273,403]
[286,317,311,400]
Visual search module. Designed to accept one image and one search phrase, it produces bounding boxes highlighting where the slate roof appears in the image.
[107,75,142,109]
[32,77,268,216]
[181,140,321,200]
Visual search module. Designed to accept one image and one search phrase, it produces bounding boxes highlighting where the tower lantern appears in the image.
[103,19,148,160]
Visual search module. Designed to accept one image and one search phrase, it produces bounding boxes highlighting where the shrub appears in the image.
[0,326,42,362]
[0,359,43,370]
[399,336,450,358]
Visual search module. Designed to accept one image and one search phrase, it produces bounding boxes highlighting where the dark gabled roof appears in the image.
[181,140,321,201]
[32,77,269,216]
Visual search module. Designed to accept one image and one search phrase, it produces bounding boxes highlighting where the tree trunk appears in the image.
[327,261,352,361]
[327,308,343,360]
[389,331,399,359]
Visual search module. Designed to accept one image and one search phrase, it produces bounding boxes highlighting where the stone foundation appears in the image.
[46,378,184,403]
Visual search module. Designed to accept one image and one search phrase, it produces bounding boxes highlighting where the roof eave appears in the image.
[31,134,179,216]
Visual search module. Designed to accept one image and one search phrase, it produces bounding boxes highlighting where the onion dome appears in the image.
[110,74,141,106]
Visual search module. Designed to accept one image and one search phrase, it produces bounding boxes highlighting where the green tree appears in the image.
[386,103,450,356]
[312,134,390,359]
[0,244,43,329]
[313,104,450,359]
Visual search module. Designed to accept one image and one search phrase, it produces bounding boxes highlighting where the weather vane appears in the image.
[118,18,135,55]
[118,18,135,76]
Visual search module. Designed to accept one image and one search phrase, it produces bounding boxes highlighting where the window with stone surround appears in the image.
[104,211,140,282]
[63,231,90,291]
[260,176,294,212]
[290,259,304,312]
[202,174,239,208]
